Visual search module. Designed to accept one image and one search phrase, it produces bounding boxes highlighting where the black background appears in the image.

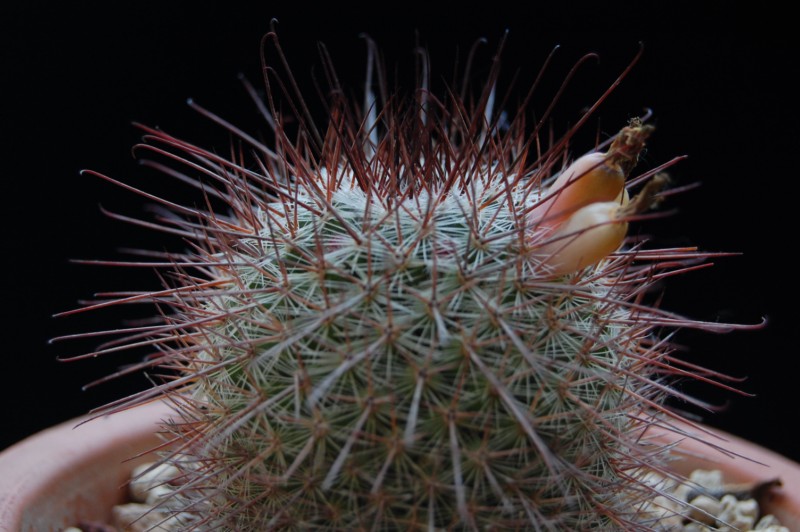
[3,2,797,464]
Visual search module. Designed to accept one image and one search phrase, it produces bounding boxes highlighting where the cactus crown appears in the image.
[63,32,743,530]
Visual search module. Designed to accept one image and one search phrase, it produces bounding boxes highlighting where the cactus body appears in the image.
[185,178,649,529]
[68,35,740,530]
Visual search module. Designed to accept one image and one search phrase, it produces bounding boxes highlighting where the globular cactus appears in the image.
[66,32,742,530]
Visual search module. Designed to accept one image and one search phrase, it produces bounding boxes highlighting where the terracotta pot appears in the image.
[1,404,798,530]
[0,401,173,531]
[655,422,800,529]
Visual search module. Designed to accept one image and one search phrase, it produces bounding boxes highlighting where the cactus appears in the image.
[65,32,744,530]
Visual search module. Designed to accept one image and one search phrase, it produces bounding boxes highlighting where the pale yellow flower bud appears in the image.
[537,201,627,276]
[536,173,668,276]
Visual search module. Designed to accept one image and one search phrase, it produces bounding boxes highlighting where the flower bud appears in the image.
[536,173,669,276]
[537,201,627,276]
[530,122,652,230]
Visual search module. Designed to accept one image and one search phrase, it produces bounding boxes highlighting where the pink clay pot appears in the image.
[0,401,173,531]
[651,422,800,529]
[1,404,798,531]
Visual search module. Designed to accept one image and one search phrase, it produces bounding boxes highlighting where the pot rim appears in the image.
[1,404,798,530]
[0,400,173,531]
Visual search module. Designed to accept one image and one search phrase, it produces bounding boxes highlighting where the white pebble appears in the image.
[690,469,724,492]
[672,482,692,503]
[112,502,172,531]
[755,514,790,531]
[687,494,722,525]
[638,494,683,529]
[129,462,179,503]
[145,483,175,505]
[716,494,757,531]
[673,469,724,503]
[756,514,780,528]
[683,523,713,532]
[641,469,676,491]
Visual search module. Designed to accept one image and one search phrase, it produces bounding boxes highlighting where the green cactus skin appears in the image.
[65,33,747,530]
